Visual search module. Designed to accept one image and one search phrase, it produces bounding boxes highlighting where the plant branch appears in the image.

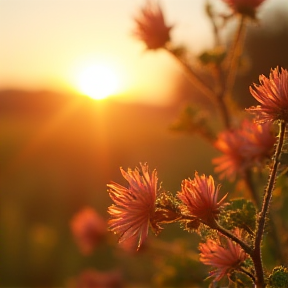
[253,121,287,287]
[238,267,256,283]
[165,47,216,103]
[165,48,232,129]
[224,15,246,99]
[244,168,285,264]
[214,222,253,257]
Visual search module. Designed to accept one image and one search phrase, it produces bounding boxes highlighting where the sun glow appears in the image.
[76,63,121,100]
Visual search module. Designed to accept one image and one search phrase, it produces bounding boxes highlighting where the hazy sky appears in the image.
[0,0,286,105]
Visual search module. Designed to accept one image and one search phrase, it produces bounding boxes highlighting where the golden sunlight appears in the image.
[76,63,121,100]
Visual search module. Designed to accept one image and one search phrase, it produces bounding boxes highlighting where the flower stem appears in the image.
[238,266,256,283]
[253,121,286,288]
[214,222,253,257]
[224,15,246,99]
[244,169,286,264]
[243,168,261,208]
[165,48,232,129]
[165,47,216,103]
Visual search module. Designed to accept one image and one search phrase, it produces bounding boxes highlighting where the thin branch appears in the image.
[165,47,232,129]
[165,47,216,103]
[253,121,287,287]
[238,267,256,283]
[214,222,253,257]
[223,15,247,99]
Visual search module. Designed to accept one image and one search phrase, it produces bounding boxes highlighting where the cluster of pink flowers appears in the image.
[107,164,229,247]
[213,119,275,180]
[104,1,288,285]
[107,164,251,283]
[133,0,172,50]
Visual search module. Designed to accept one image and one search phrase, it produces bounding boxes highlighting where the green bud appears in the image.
[268,266,288,288]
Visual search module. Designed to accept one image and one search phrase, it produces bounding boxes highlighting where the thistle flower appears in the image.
[199,228,248,282]
[133,0,172,50]
[247,67,288,123]
[222,0,265,18]
[213,119,275,180]
[70,207,107,255]
[177,172,227,227]
[107,163,161,250]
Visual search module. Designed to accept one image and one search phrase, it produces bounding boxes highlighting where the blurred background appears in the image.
[1,0,288,287]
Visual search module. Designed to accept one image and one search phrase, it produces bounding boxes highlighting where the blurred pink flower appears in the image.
[68,269,123,288]
[247,67,288,123]
[222,0,265,17]
[133,0,172,50]
[70,207,107,255]
[199,228,248,282]
[213,119,275,180]
[177,172,227,227]
[107,163,161,250]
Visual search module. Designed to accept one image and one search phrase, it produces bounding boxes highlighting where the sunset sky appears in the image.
[0,0,286,105]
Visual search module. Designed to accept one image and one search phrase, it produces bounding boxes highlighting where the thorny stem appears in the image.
[238,267,256,283]
[214,222,253,257]
[253,121,287,288]
[244,168,285,264]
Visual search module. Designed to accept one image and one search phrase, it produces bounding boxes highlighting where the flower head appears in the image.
[177,172,227,227]
[199,228,248,282]
[70,207,107,255]
[133,0,172,50]
[222,0,265,18]
[107,163,161,250]
[247,67,288,123]
[213,119,275,180]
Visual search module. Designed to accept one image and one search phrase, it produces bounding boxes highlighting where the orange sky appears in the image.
[0,0,285,105]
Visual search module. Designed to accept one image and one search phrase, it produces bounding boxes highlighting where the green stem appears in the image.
[253,121,286,288]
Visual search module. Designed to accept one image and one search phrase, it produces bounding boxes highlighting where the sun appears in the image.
[77,63,121,100]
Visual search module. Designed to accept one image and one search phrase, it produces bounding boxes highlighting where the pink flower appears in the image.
[222,0,265,17]
[247,67,288,123]
[177,172,227,227]
[70,207,107,255]
[133,0,172,50]
[213,119,275,180]
[107,163,161,250]
[68,269,123,288]
[199,228,248,282]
